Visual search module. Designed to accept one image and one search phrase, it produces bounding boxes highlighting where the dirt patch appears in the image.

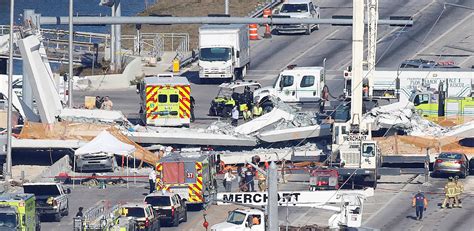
[122,0,269,50]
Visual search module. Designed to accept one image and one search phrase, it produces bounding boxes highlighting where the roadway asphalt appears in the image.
[73,0,473,126]
[67,0,474,230]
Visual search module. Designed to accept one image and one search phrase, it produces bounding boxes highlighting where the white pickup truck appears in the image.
[23,182,70,222]
[253,66,326,112]
[274,0,320,35]
[210,209,265,231]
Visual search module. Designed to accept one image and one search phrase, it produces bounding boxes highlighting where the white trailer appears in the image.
[343,68,474,102]
[198,24,250,81]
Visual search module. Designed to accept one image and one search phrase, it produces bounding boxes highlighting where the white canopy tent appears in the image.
[75,130,136,156]
[73,130,137,188]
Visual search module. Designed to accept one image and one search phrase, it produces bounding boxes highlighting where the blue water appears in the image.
[0,0,147,73]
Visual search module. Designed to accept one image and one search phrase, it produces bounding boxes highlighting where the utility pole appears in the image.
[110,6,115,70]
[68,0,74,108]
[350,0,364,125]
[114,0,122,71]
[367,0,378,97]
[268,162,278,231]
[6,0,15,180]
[225,0,229,15]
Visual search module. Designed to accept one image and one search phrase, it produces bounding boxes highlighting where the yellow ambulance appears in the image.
[138,74,192,127]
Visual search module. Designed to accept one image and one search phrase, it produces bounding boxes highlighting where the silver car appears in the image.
[75,152,115,172]
[432,152,470,178]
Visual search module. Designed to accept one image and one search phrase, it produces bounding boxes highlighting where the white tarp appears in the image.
[75,130,135,156]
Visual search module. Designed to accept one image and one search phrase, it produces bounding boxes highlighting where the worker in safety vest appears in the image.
[454,176,464,207]
[243,107,252,121]
[441,177,458,208]
[252,103,263,117]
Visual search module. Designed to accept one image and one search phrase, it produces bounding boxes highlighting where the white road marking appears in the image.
[283,29,340,69]
[337,0,439,70]
[412,13,474,58]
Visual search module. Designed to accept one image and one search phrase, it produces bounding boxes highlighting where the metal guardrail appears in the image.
[77,200,121,230]
[122,32,189,59]
[249,0,283,18]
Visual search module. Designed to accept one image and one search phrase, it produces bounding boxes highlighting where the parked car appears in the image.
[120,203,160,231]
[144,191,187,227]
[432,152,470,178]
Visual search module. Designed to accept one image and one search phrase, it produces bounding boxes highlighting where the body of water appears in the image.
[0,0,148,73]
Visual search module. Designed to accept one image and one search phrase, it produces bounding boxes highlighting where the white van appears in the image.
[253,66,325,111]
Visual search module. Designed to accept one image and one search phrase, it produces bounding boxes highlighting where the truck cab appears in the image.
[198,24,250,81]
[410,90,474,119]
[210,209,265,231]
[274,0,320,35]
[253,66,325,112]
[331,123,380,188]
[0,193,40,231]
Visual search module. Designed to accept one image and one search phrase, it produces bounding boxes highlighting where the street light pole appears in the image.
[68,0,74,108]
[6,0,15,180]
[225,0,229,15]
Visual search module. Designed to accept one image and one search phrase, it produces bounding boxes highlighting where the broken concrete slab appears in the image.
[219,143,325,164]
[127,128,257,147]
[258,124,331,143]
[12,138,85,149]
[60,108,129,124]
[234,108,294,135]
[363,101,446,136]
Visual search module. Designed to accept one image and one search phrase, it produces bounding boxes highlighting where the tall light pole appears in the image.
[68,0,74,108]
[114,0,122,71]
[6,0,15,180]
[225,0,229,15]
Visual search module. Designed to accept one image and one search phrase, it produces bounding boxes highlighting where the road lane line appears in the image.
[412,13,474,58]
[282,29,340,69]
[337,0,438,70]
[458,56,473,67]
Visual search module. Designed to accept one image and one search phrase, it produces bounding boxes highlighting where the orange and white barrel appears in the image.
[249,24,259,40]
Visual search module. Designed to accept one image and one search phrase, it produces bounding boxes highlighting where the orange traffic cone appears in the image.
[249,24,259,40]
[264,24,272,38]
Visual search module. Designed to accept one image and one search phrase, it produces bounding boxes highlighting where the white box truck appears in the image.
[198,24,250,82]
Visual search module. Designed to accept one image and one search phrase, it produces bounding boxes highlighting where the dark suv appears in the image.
[144,192,187,227]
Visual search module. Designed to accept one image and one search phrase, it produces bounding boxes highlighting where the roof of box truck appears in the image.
[144,76,190,86]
